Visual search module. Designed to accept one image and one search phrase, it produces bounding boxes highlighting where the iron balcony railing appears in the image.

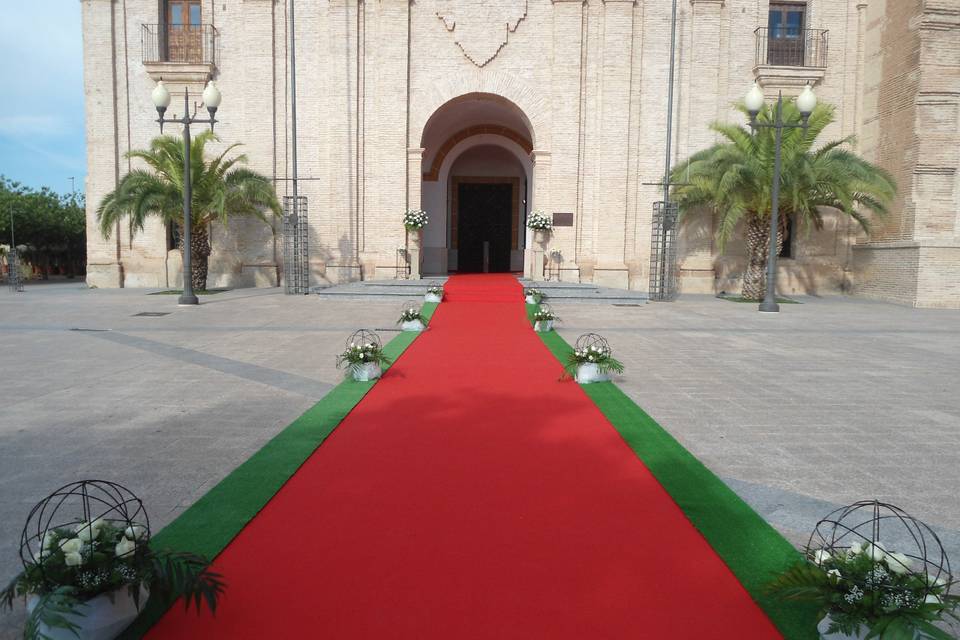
[142,24,218,65]
[755,27,828,68]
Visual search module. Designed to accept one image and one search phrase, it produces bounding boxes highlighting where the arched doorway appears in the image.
[418,94,534,275]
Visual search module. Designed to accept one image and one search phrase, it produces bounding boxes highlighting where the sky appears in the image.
[0,1,86,196]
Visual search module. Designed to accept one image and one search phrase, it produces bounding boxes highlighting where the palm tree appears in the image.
[671,101,896,301]
[97,131,281,291]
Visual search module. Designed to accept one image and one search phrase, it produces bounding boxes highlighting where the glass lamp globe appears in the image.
[744,82,765,115]
[202,81,222,109]
[151,80,171,109]
[796,83,817,116]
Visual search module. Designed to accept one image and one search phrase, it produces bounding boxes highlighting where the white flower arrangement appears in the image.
[425,285,443,303]
[524,288,544,304]
[769,540,958,637]
[403,209,429,230]
[2,518,223,637]
[398,307,426,324]
[526,211,553,231]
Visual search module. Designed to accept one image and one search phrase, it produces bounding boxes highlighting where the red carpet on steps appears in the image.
[148,274,781,639]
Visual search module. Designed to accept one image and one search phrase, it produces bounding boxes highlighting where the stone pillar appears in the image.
[406,148,425,279]
[592,0,636,289]
[527,150,552,280]
[82,0,124,288]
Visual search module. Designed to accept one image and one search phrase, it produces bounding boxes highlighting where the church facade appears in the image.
[81,0,960,307]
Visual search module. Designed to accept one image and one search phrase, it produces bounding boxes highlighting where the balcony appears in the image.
[754,27,828,89]
[141,24,218,84]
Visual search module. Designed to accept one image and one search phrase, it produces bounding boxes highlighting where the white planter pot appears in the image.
[424,293,442,303]
[400,319,425,332]
[534,320,553,332]
[352,362,382,381]
[575,362,610,384]
[525,295,540,305]
[27,586,149,640]
[817,615,870,640]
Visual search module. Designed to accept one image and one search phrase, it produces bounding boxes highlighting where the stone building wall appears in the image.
[80,0,958,307]
[853,0,960,308]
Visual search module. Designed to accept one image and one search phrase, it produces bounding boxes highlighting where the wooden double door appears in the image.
[451,178,520,273]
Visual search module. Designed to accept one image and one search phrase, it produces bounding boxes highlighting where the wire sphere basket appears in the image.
[346,329,381,351]
[537,302,554,316]
[19,480,150,586]
[806,500,953,603]
[575,333,612,355]
[401,300,422,314]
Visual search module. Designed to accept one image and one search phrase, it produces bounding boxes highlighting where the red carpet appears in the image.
[148,274,781,639]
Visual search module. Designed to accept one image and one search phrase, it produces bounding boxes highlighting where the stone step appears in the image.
[313,277,649,305]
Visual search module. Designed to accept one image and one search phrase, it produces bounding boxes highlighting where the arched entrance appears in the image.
[418,94,535,275]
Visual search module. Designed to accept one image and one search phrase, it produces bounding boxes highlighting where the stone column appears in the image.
[527,150,552,280]
[82,0,124,288]
[406,148,425,279]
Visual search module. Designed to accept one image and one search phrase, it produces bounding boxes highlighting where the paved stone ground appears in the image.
[1,282,959,636]
[0,282,401,636]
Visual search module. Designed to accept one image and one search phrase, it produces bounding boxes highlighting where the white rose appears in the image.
[33,548,48,562]
[124,525,147,540]
[813,549,831,565]
[927,573,947,588]
[59,538,83,554]
[847,542,863,556]
[64,551,84,567]
[924,594,942,606]
[886,552,912,574]
[827,569,842,579]
[41,532,57,550]
[115,538,137,558]
[864,542,886,562]
[75,519,104,542]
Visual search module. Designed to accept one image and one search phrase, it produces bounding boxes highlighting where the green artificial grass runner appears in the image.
[119,303,438,638]
[526,303,818,639]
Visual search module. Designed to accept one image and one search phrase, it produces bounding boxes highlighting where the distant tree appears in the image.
[0,177,87,279]
[671,102,896,300]
[96,132,280,291]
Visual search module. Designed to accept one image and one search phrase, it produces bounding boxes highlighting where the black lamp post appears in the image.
[151,79,222,306]
[744,81,817,313]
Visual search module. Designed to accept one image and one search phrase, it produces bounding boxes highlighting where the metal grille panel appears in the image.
[283,196,309,294]
[649,201,679,301]
[7,248,23,293]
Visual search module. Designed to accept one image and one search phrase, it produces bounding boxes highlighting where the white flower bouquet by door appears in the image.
[397,307,427,333]
[403,209,429,231]
[424,285,443,303]
[336,341,392,381]
[525,211,553,231]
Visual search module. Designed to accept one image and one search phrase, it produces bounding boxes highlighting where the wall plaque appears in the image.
[552,212,574,227]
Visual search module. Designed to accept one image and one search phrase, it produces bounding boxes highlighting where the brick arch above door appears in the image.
[423,125,533,182]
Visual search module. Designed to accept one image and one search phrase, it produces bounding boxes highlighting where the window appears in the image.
[164,1,202,63]
[767,2,806,66]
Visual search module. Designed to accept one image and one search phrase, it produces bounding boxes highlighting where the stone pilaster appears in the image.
[527,150,552,280]
[82,0,124,288]
[592,0,635,289]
